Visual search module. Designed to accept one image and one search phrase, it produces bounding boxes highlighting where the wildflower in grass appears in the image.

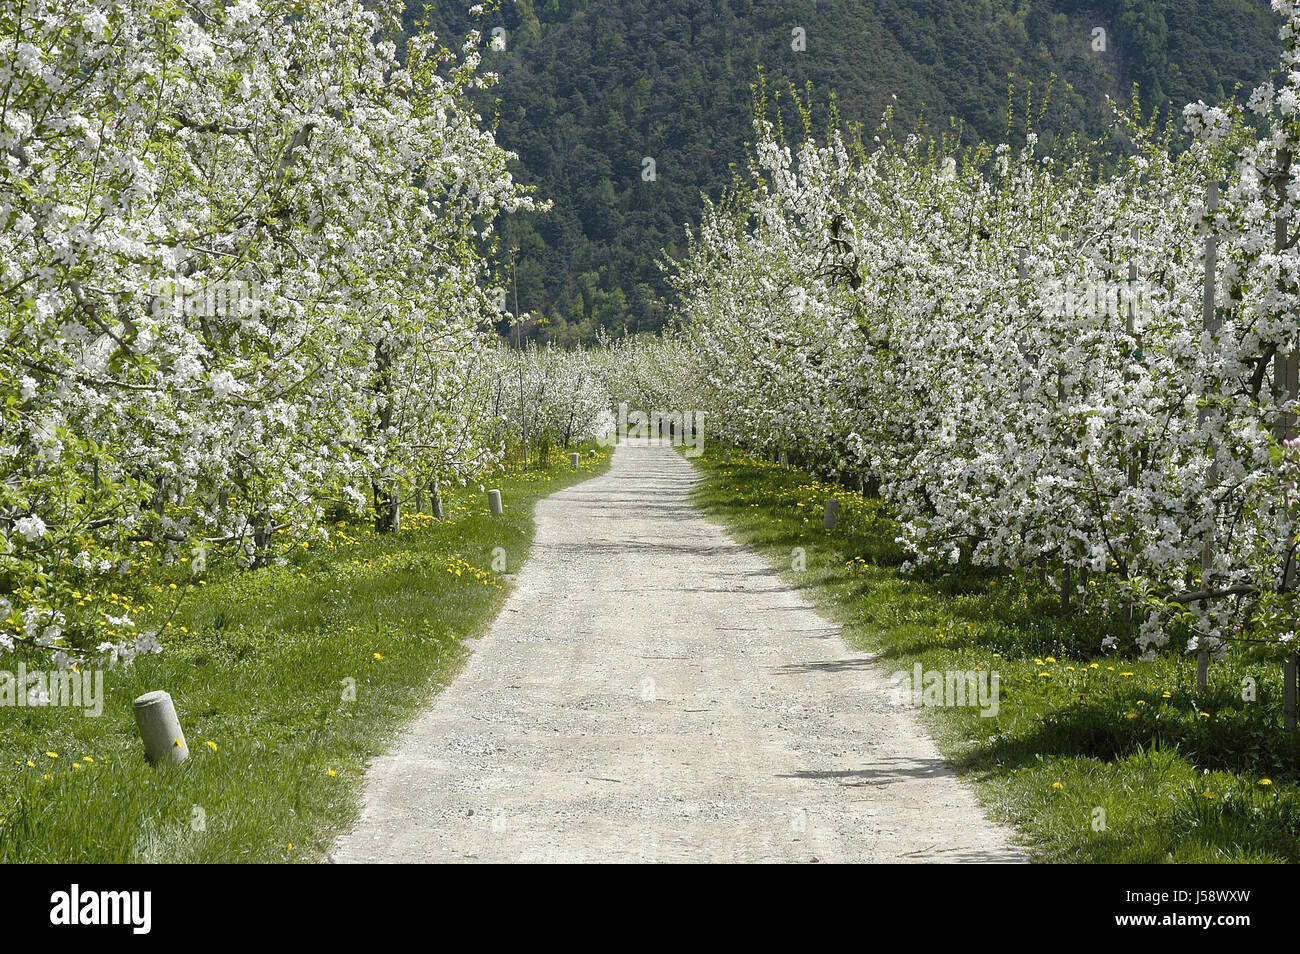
[326,769,337,776]
[1203,792,1217,799]
[373,652,383,660]
[25,761,34,767]
[41,774,51,780]
[1052,781,1063,789]
[82,756,92,763]
[1162,692,1172,698]
[46,752,57,759]
[1126,712,1138,719]
[1260,778,1274,786]
[205,741,218,752]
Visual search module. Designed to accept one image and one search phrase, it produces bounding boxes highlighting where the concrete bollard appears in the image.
[133,690,188,765]
[570,453,580,468]
[488,489,503,515]
[824,498,840,531]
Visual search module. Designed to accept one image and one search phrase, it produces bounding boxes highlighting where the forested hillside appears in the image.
[418,0,1283,342]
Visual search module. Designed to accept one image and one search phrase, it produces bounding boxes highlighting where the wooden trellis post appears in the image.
[1123,223,1141,634]
[1273,150,1299,728]
[1287,656,1297,732]
[1197,181,1220,692]
[1016,246,1040,586]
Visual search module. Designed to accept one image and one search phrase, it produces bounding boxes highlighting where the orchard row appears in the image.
[665,1,1300,662]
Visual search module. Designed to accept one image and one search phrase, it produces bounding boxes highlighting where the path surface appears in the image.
[331,439,1023,863]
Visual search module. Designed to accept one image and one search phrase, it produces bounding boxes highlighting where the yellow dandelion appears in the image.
[205,741,218,752]
[326,769,337,777]
[45,752,57,759]
[373,652,383,660]
[1259,778,1274,786]
[1051,781,1063,789]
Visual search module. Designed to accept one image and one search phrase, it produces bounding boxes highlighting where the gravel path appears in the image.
[331,439,1024,863]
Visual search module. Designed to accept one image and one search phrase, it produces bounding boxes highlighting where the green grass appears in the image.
[689,448,1300,863]
[0,442,611,863]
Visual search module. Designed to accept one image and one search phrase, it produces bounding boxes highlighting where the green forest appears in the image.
[415,0,1284,343]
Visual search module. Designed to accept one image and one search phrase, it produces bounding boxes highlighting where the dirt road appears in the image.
[331,439,1023,863]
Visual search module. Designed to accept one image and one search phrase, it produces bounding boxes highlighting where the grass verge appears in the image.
[689,448,1300,863]
[0,442,611,862]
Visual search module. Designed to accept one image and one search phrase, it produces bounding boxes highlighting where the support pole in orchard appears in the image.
[824,497,839,531]
[1123,223,1140,634]
[1197,181,1220,693]
[1286,656,1297,733]
[570,452,579,468]
[1056,229,1074,614]
[1060,368,1072,614]
[488,489,503,515]
[1273,147,1299,729]
[1016,246,1034,587]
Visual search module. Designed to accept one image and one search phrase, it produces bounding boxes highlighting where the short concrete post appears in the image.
[488,489,503,515]
[570,452,579,468]
[824,498,839,531]
[133,690,188,765]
